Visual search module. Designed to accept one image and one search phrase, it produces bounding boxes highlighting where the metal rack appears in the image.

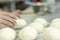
[0,0,24,12]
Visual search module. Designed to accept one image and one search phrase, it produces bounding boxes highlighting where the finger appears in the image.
[0,15,16,25]
[0,19,14,27]
[0,23,8,29]
[1,12,17,19]
[13,10,22,14]
[13,10,22,17]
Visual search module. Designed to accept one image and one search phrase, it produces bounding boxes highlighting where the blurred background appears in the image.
[0,0,56,13]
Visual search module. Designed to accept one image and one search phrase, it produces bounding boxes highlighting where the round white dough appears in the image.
[0,28,16,40]
[29,22,44,33]
[50,18,60,29]
[18,27,38,40]
[21,39,33,40]
[15,19,27,28]
[43,27,60,40]
[34,18,48,27]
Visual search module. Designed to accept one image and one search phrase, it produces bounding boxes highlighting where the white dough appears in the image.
[50,18,60,29]
[43,27,60,40]
[15,19,27,28]
[29,22,44,33]
[18,27,38,40]
[21,39,33,40]
[0,28,16,40]
[34,18,48,27]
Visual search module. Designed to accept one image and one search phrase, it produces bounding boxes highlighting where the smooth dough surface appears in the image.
[29,22,44,33]
[18,27,38,40]
[50,18,60,29]
[0,28,16,40]
[34,18,48,27]
[43,27,60,40]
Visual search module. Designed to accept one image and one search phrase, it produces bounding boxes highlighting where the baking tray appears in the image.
[14,2,60,40]
[15,12,59,40]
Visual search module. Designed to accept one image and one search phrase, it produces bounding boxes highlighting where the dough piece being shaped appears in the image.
[15,19,27,28]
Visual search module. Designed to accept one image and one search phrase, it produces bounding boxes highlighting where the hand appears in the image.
[13,10,21,17]
[0,10,21,28]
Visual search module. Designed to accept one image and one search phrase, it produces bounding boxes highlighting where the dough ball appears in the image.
[20,39,33,40]
[0,27,16,40]
[29,22,44,33]
[50,18,60,29]
[18,27,38,40]
[34,18,48,27]
[15,19,27,28]
[43,27,60,40]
